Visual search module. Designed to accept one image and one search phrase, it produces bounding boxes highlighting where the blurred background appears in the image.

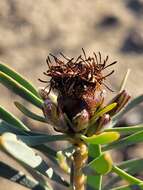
[0,0,143,189]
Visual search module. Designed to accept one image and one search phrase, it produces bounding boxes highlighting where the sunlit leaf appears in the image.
[0,63,40,98]
[105,124,143,134]
[103,159,143,190]
[112,165,143,184]
[0,161,49,190]
[0,106,29,131]
[0,72,43,108]
[87,144,102,190]
[103,129,143,151]
[88,153,113,174]
[81,132,120,145]
[0,132,69,187]
[0,120,28,135]
[91,103,117,124]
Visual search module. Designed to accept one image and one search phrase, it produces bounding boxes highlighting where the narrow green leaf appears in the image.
[112,95,143,127]
[87,175,102,190]
[0,120,28,135]
[0,120,58,163]
[103,159,143,190]
[87,145,102,190]
[0,161,50,190]
[92,103,117,122]
[112,165,143,184]
[0,72,43,108]
[81,132,120,145]
[0,120,58,166]
[88,153,113,174]
[117,158,143,170]
[103,129,143,151]
[14,101,46,123]
[87,103,117,135]
[0,119,58,164]
[0,63,40,98]
[88,144,101,158]
[105,124,143,134]
[17,134,69,146]
[0,132,69,187]
[0,106,29,131]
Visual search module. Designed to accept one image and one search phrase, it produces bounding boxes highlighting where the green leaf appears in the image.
[0,120,58,164]
[81,132,120,145]
[91,103,117,123]
[103,159,143,190]
[105,124,143,134]
[0,119,58,167]
[112,165,143,185]
[0,106,29,131]
[0,63,40,98]
[0,161,49,190]
[87,145,102,190]
[107,166,143,190]
[118,158,143,170]
[88,144,101,158]
[0,119,58,163]
[103,129,143,151]
[0,120,28,135]
[17,134,69,146]
[88,153,113,174]
[0,132,69,187]
[87,175,102,190]
[111,95,143,127]
[87,103,117,135]
[14,101,46,123]
[0,72,43,108]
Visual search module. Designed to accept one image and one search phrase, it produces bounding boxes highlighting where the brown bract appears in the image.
[39,49,116,119]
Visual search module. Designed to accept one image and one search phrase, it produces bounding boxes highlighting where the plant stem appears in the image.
[72,141,88,190]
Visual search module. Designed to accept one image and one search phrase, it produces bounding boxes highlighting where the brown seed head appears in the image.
[40,49,116,119]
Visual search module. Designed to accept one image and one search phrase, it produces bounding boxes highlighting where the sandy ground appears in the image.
[0,0,143,189]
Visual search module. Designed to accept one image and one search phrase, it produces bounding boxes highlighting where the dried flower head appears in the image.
[39,49,116,121]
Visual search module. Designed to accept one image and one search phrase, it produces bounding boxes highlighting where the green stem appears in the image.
[112,165,143,184]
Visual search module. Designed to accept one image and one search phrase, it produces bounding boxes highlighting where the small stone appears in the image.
[126,0,143,16]
[99,15,119,28]
[121,29,143,54]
